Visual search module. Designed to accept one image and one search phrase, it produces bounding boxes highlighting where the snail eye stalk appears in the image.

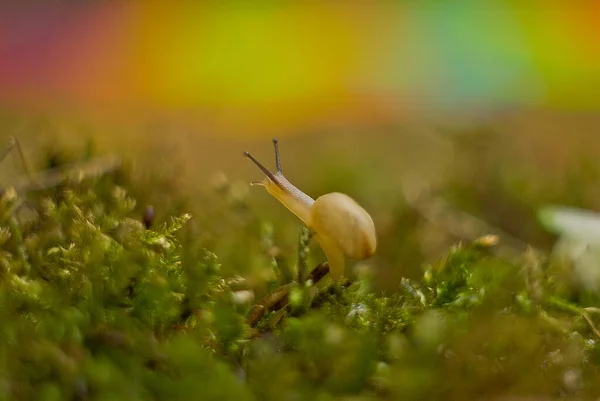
[243,151,284,189]
[272,138,282,174]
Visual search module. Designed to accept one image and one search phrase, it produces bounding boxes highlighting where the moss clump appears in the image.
[1,159,600,401]
[0,175,250,400]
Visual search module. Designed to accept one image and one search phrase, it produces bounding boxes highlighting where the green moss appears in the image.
[2,145,600,401]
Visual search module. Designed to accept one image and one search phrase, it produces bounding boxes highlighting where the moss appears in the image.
[2,146,600,401]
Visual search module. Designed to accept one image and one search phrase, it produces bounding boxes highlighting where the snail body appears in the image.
[244,139,376,281]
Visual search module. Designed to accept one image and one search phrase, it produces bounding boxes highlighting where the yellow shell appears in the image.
[310,192,377,260]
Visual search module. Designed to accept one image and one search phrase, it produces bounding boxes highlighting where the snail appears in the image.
[244,138,376,281]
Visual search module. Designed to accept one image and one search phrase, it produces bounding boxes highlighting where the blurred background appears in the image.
[1,1,600,290]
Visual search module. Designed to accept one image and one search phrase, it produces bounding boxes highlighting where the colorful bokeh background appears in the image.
[1,1,599,137]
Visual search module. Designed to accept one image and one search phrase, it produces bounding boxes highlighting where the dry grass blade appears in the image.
[582,312,600,339]
[8,155,122,193]
[402,182,542,263]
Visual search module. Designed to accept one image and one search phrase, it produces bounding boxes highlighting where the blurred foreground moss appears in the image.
[1,161,600,400]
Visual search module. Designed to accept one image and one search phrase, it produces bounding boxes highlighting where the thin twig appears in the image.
[246,262,330,327]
